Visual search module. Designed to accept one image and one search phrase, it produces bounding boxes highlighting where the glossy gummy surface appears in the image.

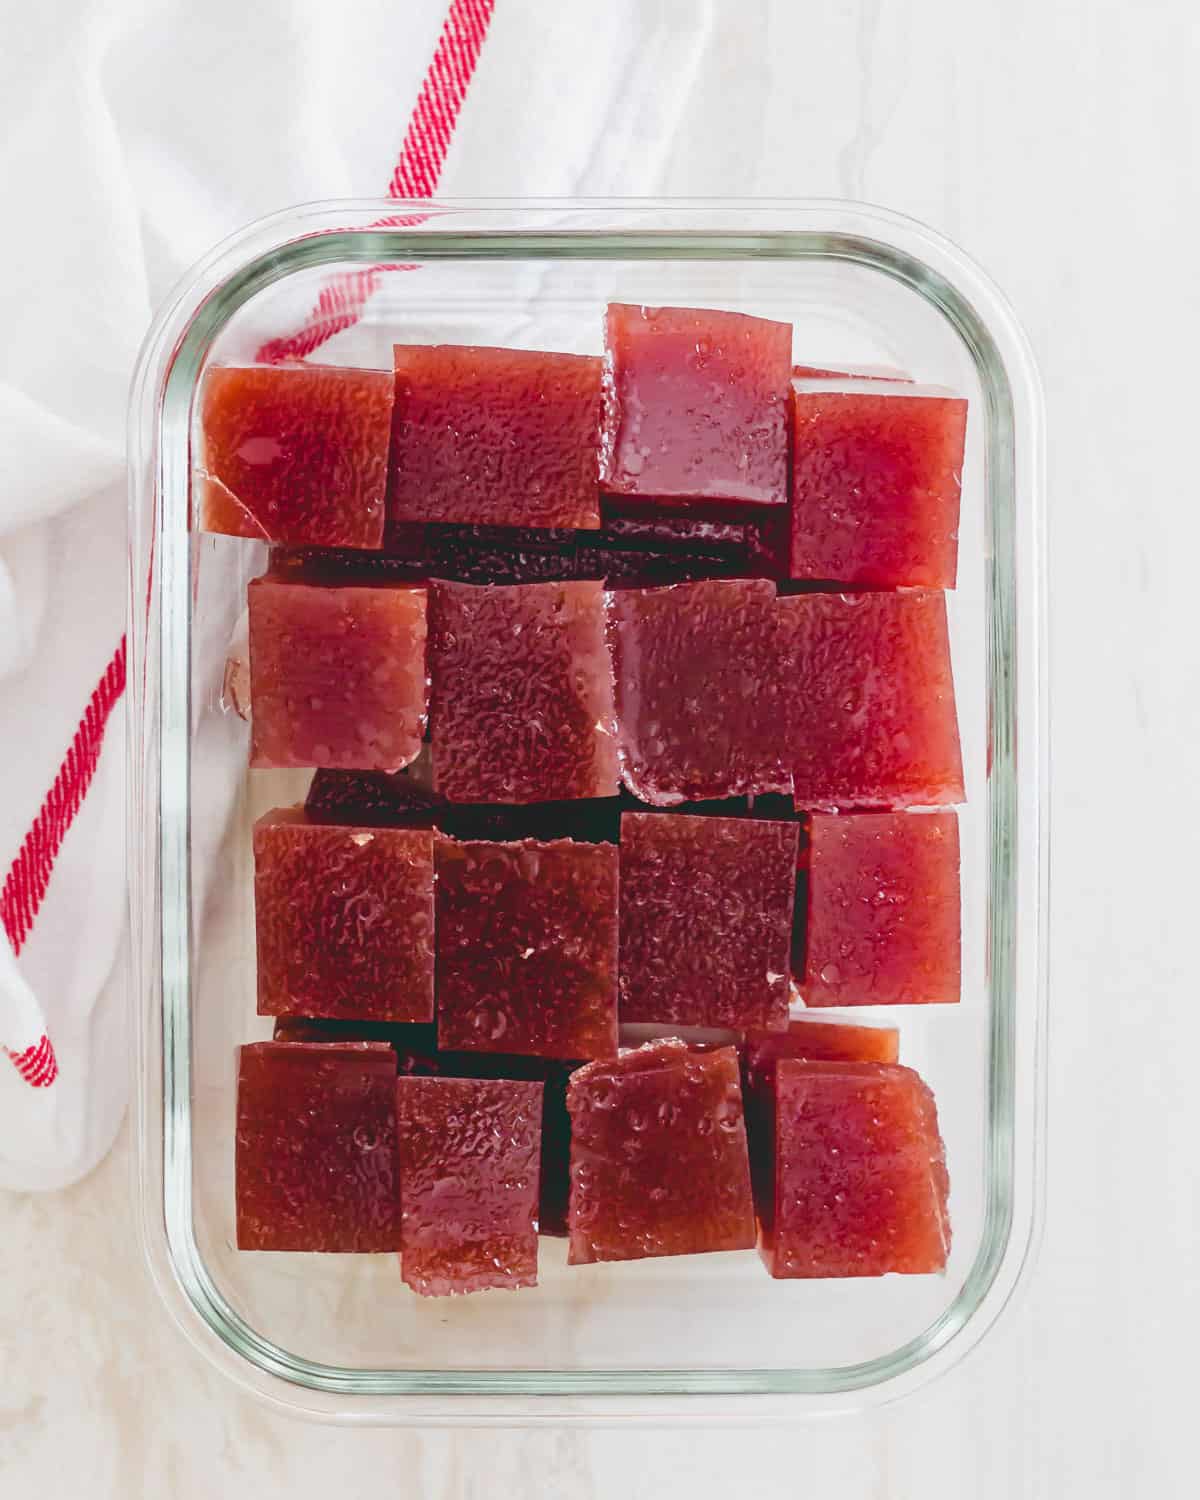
[618,811,797,1030]
[248,577,427,771]
[600,303,791,505]
[608,578,792,804]
[389,345,602,530]
[804,811,961,1005]
[395,1076,543,1296]
[253,809,435,1022]
[435,838,619,1060]
[235,1042,400,1252]
[782,590,965,810]
[198,364,393,548]
[428,579,619,804]
[759,1060,951,1279]
[789,388,966,587]
[566,1041,756,1265]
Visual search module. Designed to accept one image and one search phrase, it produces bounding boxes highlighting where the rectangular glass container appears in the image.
[128,201,1046,1423]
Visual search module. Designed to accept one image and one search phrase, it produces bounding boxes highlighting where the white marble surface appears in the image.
[4,0,1199,1494]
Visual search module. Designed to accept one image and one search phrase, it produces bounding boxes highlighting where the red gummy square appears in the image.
[567,1041,755,1264]
[248,576,427,771]
[396,1076,542,1295]
[759,1061,951,1278]
[388,345,602,530]
[435,838,619,1060]
[600,304,791,506]
[428,579,618,803]
[235,1042,399,1252]
[198,364,393,548]
[254,809,435,1022]
[789,385,967,587]
[608,579,792,804]
[780,590,964,810]
[804,811,960,1005]
[618,811,797,1030]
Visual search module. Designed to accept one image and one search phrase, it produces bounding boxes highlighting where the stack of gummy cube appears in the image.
[205,302,964,1294]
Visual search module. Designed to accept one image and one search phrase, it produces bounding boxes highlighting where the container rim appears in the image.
[127,197,1048,1424]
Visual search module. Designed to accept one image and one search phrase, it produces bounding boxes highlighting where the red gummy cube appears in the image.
[608,579,792,804]
[435,838,619,1060]
[789,385,967,587]
[759,1061,950,1278]
[248,576,427,771]
[618,811,797,1030]
[198,364,393,548]
[396,1076,542,1295]
[804,811,960,1005]
[388,345,602,530]
[428,579,618,804]
[781,590,964,810]
[253,809,435,1022]
[601,304,791,506]
[235,1042,399,1251]
[567,1040,755,1264]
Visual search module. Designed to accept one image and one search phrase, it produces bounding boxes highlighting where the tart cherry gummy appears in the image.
[248,576,427,771]
[235,1042,399,1252]
[428,579,619,804]
[388,345,602,530]
[566,1040,756,1265]
[253,809,435,1023]
[601,304,791,506]
[198,364,393,548]
[781,589,964,810]
[435,838,619,1060]
[608,579,792,804]
[789,386,967,587]
[618,811,797,1030]
[757,1060,951,1278]
[395,1076,543,1295]
[804,811,961,1005]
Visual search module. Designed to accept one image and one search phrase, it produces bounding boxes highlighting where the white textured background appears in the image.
[2,0,1198,1494]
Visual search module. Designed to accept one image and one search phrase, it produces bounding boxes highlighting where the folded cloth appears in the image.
[0,0,715,1190]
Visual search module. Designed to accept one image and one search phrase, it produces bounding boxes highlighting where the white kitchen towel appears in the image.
[0,0,717,1189]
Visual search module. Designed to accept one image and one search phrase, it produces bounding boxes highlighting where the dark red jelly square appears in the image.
[759,1061,950,1278]
[428,579,618,804]
[780,590,964,810]
[789,386,967,587]
[600,304,791,506]
[804,811,960,1005]
[253,809,435,1023]
[248,576,427,771]
[396,1076,542,1295]
[388,345,602,530]
[608,579,792,804]
[235,1041,399,1251]
[618,811,797,1030]
[198,364,393,548]
[435,838,618,1060]
[566,1040,755,1264]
